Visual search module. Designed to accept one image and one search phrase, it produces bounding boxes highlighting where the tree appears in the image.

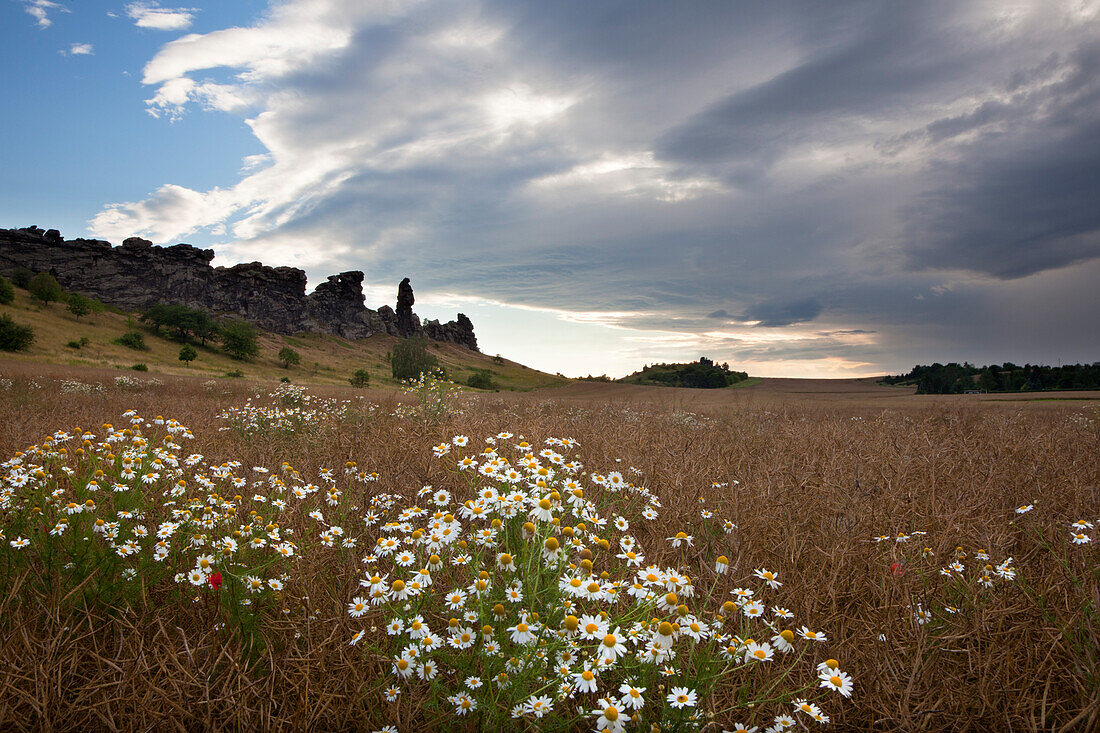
[467,370,493,389]
[9,268,33,289]
[28,272,63,305]
[0,314,34,351]
[0,276,14,305]
[349,368,371,387]
[143,303,218,343]
[66,292,92,318]
[278,346,301,369]
[391,338,439,380]
[179,344,197,364]
[113,331,148,350]
[220,320,259,361]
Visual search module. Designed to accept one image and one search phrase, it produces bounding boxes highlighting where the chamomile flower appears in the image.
[347,597,369,617]
[819,668,854,697]
[753,567,781,589]
[666,686,697,708]
[798,626,827,642]
[745,641,775,663]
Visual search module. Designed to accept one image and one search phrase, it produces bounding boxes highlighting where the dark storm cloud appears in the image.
[903,43,1100,278]
[654,2,967,177]
[739,297,823,327]
[704,298,824,327]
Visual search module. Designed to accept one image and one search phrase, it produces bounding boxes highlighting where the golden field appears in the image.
[0,359,1096,732]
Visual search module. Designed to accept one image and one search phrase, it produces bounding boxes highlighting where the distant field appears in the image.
[0,363,1096,730]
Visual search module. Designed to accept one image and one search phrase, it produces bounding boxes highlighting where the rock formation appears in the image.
[0,226,478,351]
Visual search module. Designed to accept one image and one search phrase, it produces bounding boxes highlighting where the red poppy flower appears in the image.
[890,562,904,577]
[209,571,223,590]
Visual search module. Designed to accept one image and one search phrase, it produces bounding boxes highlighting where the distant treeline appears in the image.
[621,357,749,389]
[883,362,1100,394]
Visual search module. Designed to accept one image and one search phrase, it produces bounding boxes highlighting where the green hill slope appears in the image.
[0,287,566,391]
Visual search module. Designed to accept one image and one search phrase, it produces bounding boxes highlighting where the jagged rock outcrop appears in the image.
[0,226,478,350]
[395,277,418,337]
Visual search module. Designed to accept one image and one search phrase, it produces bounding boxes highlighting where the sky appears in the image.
[2,0,1098,378]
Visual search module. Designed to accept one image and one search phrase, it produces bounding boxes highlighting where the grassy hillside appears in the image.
[0,287,567,390]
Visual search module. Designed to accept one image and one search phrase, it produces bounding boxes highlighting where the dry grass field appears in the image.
[0,360,1097,732]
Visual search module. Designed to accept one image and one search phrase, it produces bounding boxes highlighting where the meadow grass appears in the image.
[0,363,1096,731]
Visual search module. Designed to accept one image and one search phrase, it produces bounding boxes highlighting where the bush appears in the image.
[467,370,494,389]
[349,369,371,388]
[66,292,92,318]
[9,267,33,289]
[113,331,148,351]
[143,303,218,344]
[280,376,291,384]
[0,314,34,351]
[179,344,197,364]
[28,273,64,305]
[278,346,301,369]
[0,276,14,305]
[131,363,148,372]
[66,337,90,350]
[220,320,259,361]
[391,338,439,380]
[224,369,244,378]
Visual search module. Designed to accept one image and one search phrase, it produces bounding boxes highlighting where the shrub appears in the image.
[131,363,148,372]
[179,344,197,364]
[28,273,64,305]
[278,346,301,369]
[280,376,291,384]
[220,320,259,361]
[143,303,218,343]
[467,370,494,389]
[113,331,148,351]
[9,267,33,289]
[349,369,371,388]
[391,338,439,380]
[0,276,14,305]
[65,337,90,350]
[224,369,244,378]
[0,314,34,351]
[66,292,92,318]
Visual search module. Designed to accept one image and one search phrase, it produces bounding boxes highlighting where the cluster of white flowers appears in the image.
[350,433,852,731]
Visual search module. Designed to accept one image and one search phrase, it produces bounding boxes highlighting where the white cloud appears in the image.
[90,183,240,243]
[67,43,94,55]
[21,0,67,28]
[126,2,198,31]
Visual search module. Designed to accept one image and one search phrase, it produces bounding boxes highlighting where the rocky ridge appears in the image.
[0,226,478,350]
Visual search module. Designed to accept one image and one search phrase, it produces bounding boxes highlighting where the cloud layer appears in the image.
[89,0,1100,376]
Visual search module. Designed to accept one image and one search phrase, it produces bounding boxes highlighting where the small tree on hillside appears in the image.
[28,273,64,305]
[220,320,259,361]
[66,292,92,318]
[0,314,34,351]
[278,346,301,369]
[349,368,371,387]
[391,338,439,380]
[179,344,197,364]
[0,276,14,305]
[9,268,33,289]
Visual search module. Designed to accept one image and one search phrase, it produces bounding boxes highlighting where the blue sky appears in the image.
[3,0,1099,378]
